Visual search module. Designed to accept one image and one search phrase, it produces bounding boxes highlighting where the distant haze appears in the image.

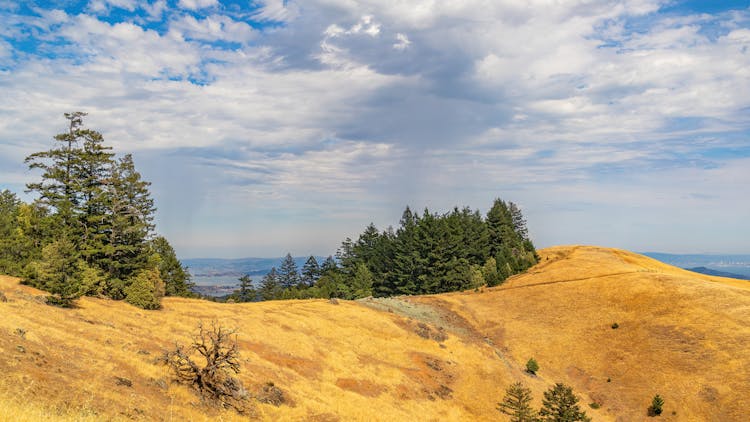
[1,2,748,257]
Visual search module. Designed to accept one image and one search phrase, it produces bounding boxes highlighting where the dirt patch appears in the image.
[244,342,322,380]
[396,352,456,401]
[335,378,386,397]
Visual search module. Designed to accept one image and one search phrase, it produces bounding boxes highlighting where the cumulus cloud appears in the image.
[0,0,749,255]
[177,0,218,11]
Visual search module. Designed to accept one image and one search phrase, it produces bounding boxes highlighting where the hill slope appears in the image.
[1,245,748,421]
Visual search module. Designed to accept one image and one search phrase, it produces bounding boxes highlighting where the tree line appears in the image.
[230,199,537,302]
[0,112,192,308]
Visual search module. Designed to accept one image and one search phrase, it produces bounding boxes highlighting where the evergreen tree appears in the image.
[26,236,83,307]
[102,154,156,285]
[124,267,164,310]
[509,201,529,240]
[320,255,338,274]
[24,112,88,229]
[498,381,538,422]
[278,253,299,289]
[259,267,281,300]
[350,262,374,298]
[539,383,590,422]
[150,236,194,297]
[0,190,22,275]
[301,255,320,287]
[482,257,501,287]
[237,275,255,302]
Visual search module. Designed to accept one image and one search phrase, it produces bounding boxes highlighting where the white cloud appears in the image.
[177,0,217,11]
[393,32,410,50]
[1,0,749,255]
[87,0,138,14]
[253,0,300,23]
[170,14,257,44]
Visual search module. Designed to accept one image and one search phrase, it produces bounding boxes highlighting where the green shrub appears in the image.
[648,394,664,416]
[124,268,164,310]
[525,358,539,375]
[611,322,619,329]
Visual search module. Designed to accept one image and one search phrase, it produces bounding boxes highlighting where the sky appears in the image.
[0,0,749,258]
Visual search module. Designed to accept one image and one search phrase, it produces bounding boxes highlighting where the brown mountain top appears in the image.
[1,245,748,421]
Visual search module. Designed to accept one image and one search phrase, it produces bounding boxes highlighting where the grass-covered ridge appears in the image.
[1,245,748,420]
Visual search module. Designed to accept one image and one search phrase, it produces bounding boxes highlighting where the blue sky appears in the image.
[1,0,749,258]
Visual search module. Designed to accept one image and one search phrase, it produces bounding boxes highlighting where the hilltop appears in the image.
[1,246,749,421]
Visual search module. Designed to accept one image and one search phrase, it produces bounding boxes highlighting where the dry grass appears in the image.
[1,245,748,421]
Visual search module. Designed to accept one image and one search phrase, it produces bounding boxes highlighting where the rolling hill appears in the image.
[1,245,748,421]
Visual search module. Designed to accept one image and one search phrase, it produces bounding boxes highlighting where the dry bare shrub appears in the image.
[256,381,285,406]
[162,321,248,412]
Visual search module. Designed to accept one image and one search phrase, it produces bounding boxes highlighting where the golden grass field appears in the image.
[1,245,748,421]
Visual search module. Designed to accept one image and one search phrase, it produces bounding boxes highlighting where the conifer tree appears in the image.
[539,383,590,422]
[237,275,255,302]
[0,190,22,275]
[498,381,538,422]
[150,236,193,297]
[124,267,164,310]
[301,256,320,287]
[27,236,83,307]
[320,255,338,275]
[259,267,281,300]
[278,253,299,289]
[350,262,374,298]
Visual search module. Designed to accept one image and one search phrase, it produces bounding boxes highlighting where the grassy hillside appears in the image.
[1,246,748,421]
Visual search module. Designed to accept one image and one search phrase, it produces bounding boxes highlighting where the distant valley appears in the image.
[643,252,750,279]
[183,256,325,296]
[186,253,750,296]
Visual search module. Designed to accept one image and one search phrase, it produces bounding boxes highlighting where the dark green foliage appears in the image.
[301,256,320,287]
[588,402,600,409]
[259,268,281,301]
[124,268,164,310]
[498,381,538,422]
[611,322,619,329]
[350,262,374,298]
[648,394,664,416]
[526,358,539,375]
[320,255,338,274]
[237,275,256,302]
[151,236,194,297]
[278,253,299,289]
[25,237,84,307]
[0,112,186,308]
[539,383,591,422]
[254,198,536,302]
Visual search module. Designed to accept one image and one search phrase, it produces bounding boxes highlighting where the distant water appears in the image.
[643,252,750,278]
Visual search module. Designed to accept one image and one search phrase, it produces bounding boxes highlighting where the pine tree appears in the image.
[124,267,164,310]
[278,253,299,289]
[0,190,22,275]
[25,112,87,229]
[237,275,255,302]
[539,383,590,422]
[150,236,193,297]
[301,256,320,287]
[102,154,156,286]
[350,262,374,298]
[498,381,538,422]
[320,255,338,275]
[509,202,529,240]
[27,236,83,307]
[259,267,281,301]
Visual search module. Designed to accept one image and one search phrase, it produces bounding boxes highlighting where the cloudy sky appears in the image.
[1,0,749,258]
